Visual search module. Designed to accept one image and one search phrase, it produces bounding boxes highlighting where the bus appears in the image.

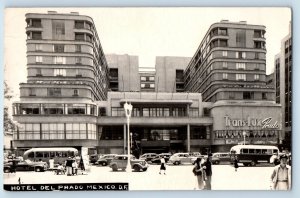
[23,147,79,166]
[229,145,279,166]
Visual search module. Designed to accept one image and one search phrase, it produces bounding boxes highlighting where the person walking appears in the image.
[49,158,54,171]
[193,157,205,190]
[270,154,291,190]
[202,153,212,190]
[65,157,73,176]
[159,156,166,175]
[234,156,239,172]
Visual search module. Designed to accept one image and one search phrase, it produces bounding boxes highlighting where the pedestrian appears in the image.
[193,157,205,190]
[202,153,212,190]
[72,158,78,175]
[270,154,291,190]
[270,153,280,166]
[49,157,54,171]
[65,157,73,176]
[234,156,239,171]
[159,156,166,175]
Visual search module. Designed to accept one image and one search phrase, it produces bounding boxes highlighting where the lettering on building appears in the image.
[224,116,280,129]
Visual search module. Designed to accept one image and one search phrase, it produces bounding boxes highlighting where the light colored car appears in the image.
[168,153,197,165]
[109,155,149,172]
[140,153,159,163]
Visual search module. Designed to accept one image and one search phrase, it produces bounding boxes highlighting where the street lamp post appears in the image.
[124,101,133,172]
[243,131,247,145]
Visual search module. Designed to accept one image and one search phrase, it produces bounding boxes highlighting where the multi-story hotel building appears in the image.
[11,13,283,155]
[12,11,108,154]
[274,23,292,150]
[184,20,274,103]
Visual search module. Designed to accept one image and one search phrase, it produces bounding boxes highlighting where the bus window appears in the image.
[50,152,55,158]
[56,152,62,157]
[249,149,255,154]
[36,152,43,158]
[28,152,34,158]
[241,149,248,154]
[68,151,74,157]
[266,149,272,154]
[255,149,261,154]
[62,152,67,157]
[44,152,49,158]
[262,149,267,154]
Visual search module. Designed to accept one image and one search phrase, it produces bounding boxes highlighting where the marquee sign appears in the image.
[224,116,280,129]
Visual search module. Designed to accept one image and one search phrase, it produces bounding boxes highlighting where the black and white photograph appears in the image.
[3,7,292,191]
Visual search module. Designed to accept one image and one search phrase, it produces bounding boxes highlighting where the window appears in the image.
[236,52,246,59]
[236,29,246,47]
[29,88,36,96]
[54,69,66,76]
[262,93,267,100]
[236,63,246,70]
[75,45,81,52]
[35,44,42,51]
[222,62,228,69]
[222,51,227,57]
[141,84,145,88]
[75,33,85,41]
[35,56,43,63]
[243,92,254,100]
[75,57,82,64]
[150,84,155,88]
[54,56,66,64]
[254,53,259,59]
[73,89,79,96]
[141,77,146,81]
[254,64,260,70]
[219,28,227,35]
[229,92,235,99]
[32,32,42,40]
[222,73,228,80]
[75,21,84,29]
[149,76,155,81]
[254,74,259,80]
[48,88,61,96]
[52,20,65,40]
[32,19,42,27]
[236,74,246,81]
[54,44,64,53]
[36,68,42,76]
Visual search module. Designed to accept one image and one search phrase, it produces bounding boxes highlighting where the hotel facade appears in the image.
[11,12,283,155]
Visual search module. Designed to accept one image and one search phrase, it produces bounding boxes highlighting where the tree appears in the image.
[3,81,17,132]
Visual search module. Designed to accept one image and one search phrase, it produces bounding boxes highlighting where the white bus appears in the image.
[23,147,79,166]
[230,145,279,166]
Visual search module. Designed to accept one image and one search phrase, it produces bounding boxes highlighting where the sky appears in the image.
[4,7,291,100]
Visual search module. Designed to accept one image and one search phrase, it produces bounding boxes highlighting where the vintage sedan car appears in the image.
[139,153,159,163]
[168,153,197,165]
[211,152,231,164]
[109,155,148,172]
[96,154,117,166]
[4,159,48,173]
[151,153,172,164]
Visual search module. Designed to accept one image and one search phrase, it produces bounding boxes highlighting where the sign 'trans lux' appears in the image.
[224,116,280,129]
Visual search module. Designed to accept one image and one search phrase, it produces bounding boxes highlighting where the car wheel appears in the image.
[174,161,180,165]
[214,161,220,165]
[250,161,256,166]
[133,165,140,172]
[4,168,10,173]
[111,164,118,171]
[102,162,107,166]
[35,167,41,172]
[143,168,147,171]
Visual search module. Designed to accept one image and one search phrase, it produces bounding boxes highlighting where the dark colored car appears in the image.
[89,154,100,164]
[139,153,159,163]
[151,153,172,164]
[4,159,48,173]
[96,154,117,166]
[109,155,148,172]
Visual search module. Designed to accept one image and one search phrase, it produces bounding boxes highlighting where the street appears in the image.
[3,163,275,190]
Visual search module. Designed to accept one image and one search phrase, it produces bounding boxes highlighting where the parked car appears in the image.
[151,153,172,164]
[168,153,197,165]
[96,154,117,166]
[140,153,159,163]
[4,159,48,173]
[109,155,148,172]
[211,152,231,164]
